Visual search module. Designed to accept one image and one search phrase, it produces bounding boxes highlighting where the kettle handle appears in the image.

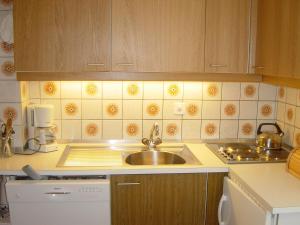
[257,123,284,136]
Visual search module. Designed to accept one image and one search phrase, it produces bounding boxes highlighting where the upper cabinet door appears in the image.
[205,0,251,73]
[14,0,111,72]
[112,0,205,72]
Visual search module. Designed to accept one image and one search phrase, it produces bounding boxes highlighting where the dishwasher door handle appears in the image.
[44,192,71,195]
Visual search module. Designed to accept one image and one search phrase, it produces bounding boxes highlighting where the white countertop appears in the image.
[0,143,228,176]
[230,163,300,214]
[1,142,300,215]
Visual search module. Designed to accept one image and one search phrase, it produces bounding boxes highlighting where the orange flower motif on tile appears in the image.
[278,87,285,99]
[126,123,139,136]
[85,83,98,96]
[287,108,294,121]
[65,103,78,116]
[296,133,300,146]
[1,41,14,53]
[242,123,253,136]
[127,84,139,96]
[107,104,118,116]
[244,85,256,97]
[205,123,216,136]
[1,61,14,76]
[168,84,179,96]
[187,104,198,116]
[43,82,57,96]
[85,123,98,137]
[261,104,272,117]
[207,84,218,97]
[0,0,13,6]
[147,103,160,116]
[224,104,236,116]
[166,123,178,136]
[3,106,17,121]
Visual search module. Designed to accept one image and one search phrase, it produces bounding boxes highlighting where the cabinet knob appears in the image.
[209,64,227,68]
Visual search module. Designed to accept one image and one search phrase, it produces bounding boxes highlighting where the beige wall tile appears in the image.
[143,100,163,120]
[203,82,222,100]
[183,100,202,120]
[202,101,221,119]
[222,82,240,100]
[162,120,182,140]
[82,100,102,120]
[61,120,81,140]
[123,82,143,99]
[82,81,102,99]
[201,120,220,139]
[123,100,142,120]
[143,82,163,99]
[102,120,122,139]
[182,120,201,139]
[123,120,142,140]
[183,82,202,100]
[82,120,102,140]
[61,99,81,120]
[103,100,122,119]
[102,81,122,99]
[164,82,183,100]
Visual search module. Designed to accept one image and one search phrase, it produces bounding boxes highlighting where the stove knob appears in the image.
[218,147,224,152]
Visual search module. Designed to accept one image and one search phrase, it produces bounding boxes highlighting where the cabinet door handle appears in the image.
[116,63,134,66]
[117,182,141,186]
[87,63,105,66]
[252,66,264,69]
[209,64,227,68]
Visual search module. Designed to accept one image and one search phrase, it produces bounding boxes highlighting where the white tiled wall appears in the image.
[276,86,300,148]
[26,81,277,141]
[0,1,28,147]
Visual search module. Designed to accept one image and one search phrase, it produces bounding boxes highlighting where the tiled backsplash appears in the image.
[22,81,278,142]
[276,86,300,147]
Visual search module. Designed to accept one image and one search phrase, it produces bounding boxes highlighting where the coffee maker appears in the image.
[27,104,58,152]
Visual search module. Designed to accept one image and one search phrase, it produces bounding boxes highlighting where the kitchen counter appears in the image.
[2,142,300,215]
[230,163,300,214]
[0,143,228,176]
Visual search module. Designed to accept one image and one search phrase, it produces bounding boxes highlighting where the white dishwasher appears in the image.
[5,177,110,225]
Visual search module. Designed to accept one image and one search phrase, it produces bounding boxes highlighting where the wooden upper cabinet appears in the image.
[112,0,206,72]
[14,0,111,72]
[205,0,251,73]
[256,0,300,78]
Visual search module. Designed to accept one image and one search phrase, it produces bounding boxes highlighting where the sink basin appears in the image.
[125,151,185,165]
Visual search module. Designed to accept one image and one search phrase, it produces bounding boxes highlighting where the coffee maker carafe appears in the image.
[27,104,58,152]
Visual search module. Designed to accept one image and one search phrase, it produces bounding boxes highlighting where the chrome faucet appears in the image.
[142,122,162,149]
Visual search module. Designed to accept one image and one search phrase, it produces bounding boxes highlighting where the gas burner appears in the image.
[206,142,291,164]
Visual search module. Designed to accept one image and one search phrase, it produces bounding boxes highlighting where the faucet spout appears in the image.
[142,122,162,150]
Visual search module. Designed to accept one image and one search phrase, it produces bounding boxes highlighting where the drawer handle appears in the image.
[44,192,71,195]
[252,66,264,69]
[209,64,227,68]
[87,63,105,66]
[116,63,134,66]
[117,182,140,186]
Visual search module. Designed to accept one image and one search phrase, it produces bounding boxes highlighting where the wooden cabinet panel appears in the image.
[256,0,300,78]
[205,0,251,73]
[112,0,205,72]
[111,173,206,225]
[14,0,111,72]
[205,173,227,225]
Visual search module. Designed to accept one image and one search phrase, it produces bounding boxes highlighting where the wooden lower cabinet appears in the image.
[111,173,227,225]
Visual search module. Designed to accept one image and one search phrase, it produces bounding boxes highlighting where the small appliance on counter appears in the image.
[286,148,300,179]
[0,118,14,158]
[26,104,58,153]
[206,123,291,164]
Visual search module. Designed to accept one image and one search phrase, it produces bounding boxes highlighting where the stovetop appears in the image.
[206,142,291,164]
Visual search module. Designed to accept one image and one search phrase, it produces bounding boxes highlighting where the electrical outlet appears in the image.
[174,102,185,115]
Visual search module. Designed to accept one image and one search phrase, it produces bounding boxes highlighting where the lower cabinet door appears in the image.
[111,174,206,225]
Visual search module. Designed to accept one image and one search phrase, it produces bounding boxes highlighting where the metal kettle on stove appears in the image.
[256,123,284,150]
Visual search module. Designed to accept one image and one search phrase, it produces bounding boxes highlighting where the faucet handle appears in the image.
[142,138,150,146]
[153,137,162,146]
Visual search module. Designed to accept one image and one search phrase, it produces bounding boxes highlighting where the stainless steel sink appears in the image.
[57,144,200,167]
[125,151,185,165]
